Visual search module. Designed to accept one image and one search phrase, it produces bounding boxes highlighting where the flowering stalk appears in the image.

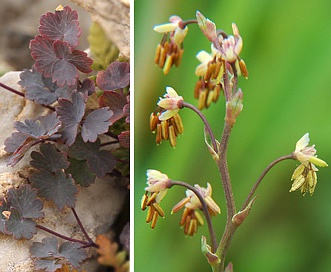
[182,101,218,153]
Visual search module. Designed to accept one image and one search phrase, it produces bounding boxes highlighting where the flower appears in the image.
[142,170,171,229]
[290,133,328,195]
[293,133,328,167]
[154,16,188,74]
[220,23,243,63]
[172,183,220,236]
[145,169,171,193]
[157,87,184,121]
[290,163,318,195]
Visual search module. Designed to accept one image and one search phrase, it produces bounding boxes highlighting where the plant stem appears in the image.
[0,82,55,111]
[36,224,98,248]
[241,154,294,211]
[182,101,218,153]
[71,208,95,244]
[171,180,218,253]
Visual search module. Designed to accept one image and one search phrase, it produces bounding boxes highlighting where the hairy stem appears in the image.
[241,154,294,211]
[170,180,218,252]
[182,101,218,153]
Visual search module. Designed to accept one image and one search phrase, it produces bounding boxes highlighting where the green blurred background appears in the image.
[134,0,331,271]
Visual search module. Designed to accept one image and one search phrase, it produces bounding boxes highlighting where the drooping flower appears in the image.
[290,133,328,195]
[172,183,220,236]
[293,133,328,167]
[142,170,171,229]
[157,87,184,121]
[220,23,243,63]
[154,16,188,74]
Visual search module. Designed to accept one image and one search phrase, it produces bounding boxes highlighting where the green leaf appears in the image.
[88,21,119,70]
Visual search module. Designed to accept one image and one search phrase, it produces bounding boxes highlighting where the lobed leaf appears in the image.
[19,67,72,105]
[7,185,44,219]
[67,158,96,187]
[99,90,128,123]
[69,135,116,177]
[30,169,77,211]
[96,61,130,91]
[58,241,88,268]
[30,36,92,87]
[56,91,85,146]
[30,143,69,173]
[6,208,37,240]
[118,131,130,148]
[81,107,113,143]
[31,237,87,271]
[39,6,82,47]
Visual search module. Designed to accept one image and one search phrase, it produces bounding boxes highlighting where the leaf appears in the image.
[68,135,116,177]
[96,61,130,91]
[99,90,127,123]
[113,147,129,177]
[56,91,85,146]
[19,67,72,105]
[30,169,77,210]
[30,36,92,86]
[7,185,44,219]
[78,78,95,96]
[30,143,69,173]
[4,113,62,166]
[6,208,37,240]
[39,6,82,47]
[67,158,96,187]
[81,107,113,143]
[118,131,130,148]
[88,21,119,70]
[31,237,87,271]
[14,112,61,139]
[58,241,87,268]
[123,94,130,123]
[0,198,10,234]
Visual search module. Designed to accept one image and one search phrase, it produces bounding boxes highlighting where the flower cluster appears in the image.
[154,16,188,74]
[141,170,171,229]
[290,133,328,195]
[172,183,220,236]
[150,87,184,147]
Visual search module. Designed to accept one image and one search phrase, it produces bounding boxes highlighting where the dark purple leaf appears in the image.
[96,61,130,91]
[120,222,130,252]
[88,149,116,177]
[4,113,62,166]
[30,143,69,173]
[6,208,37,240]
[123,94,130,123]
[30,36,92,86]
[58,241,87,268]
[68,135,116,177]
[39,6,81,47]
[30,169,77,210]
[67,158,96,187]
[14,112,61,139]
[30,237,87,271]
[81,107,113,143]
[0,198,10,234]
[99,90,127,123]
[7,185,44,219]
[118,131,130,148]
[19,68,72,105]
[4,132,28,153]
[78,78,95,96]
[56,91,85,146]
